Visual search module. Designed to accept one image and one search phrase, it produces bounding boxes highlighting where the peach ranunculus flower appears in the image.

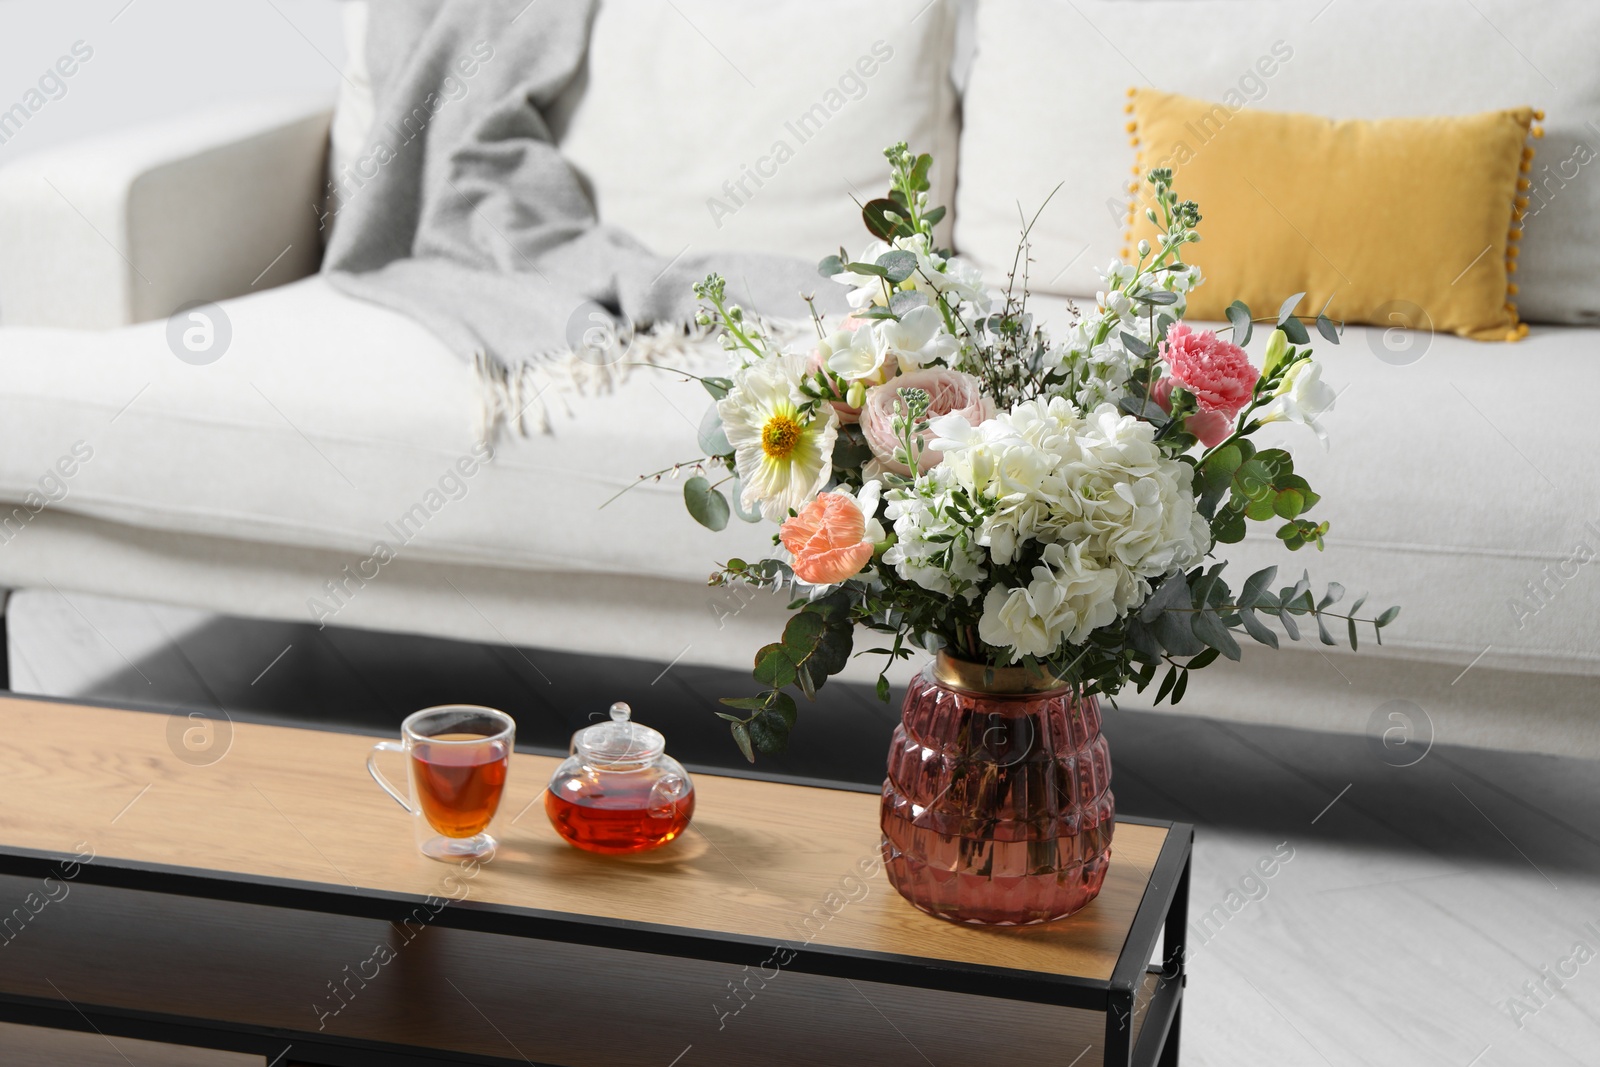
[860,368,992,476]
[778,482,885,586]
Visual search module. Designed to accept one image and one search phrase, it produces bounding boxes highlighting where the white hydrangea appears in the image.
[898,396,1210,661]
[977,542,1121,656]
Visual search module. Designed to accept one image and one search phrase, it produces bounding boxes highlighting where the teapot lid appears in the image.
[573,702,665,767]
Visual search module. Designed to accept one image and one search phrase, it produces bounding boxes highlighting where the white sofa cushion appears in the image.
[557,0,961,258]
[955,0,1600,325]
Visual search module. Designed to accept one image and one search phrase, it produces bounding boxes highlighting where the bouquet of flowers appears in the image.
[657,143,1397,761]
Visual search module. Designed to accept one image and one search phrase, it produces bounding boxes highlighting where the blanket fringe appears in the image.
[472,317,814,449]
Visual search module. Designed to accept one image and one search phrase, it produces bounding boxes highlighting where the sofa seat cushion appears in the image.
[0,277,771,598]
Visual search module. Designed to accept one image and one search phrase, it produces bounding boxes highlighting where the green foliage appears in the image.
[683,476,729,531]
[718,591,856,760]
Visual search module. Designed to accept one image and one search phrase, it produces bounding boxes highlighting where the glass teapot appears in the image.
[544,702,695,854]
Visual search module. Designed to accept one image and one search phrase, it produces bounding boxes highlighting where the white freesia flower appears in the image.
[896,232,991,314]
[874,304,958,371]
[832,240,893,309]
[978,542,1122,659]
[840,479,887,544]
[1259,358,1337,445]
[822,325,890,384]
[717,353,839,522]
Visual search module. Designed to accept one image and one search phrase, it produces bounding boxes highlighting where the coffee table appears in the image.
[0,694,1190,1066]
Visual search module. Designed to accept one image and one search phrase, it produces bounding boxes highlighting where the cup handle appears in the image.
[367,741,416,814]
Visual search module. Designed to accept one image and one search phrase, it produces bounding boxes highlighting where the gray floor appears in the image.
[7,588,1598,1066]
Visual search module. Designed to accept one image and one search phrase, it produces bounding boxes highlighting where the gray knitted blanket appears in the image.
[323,0,840,439]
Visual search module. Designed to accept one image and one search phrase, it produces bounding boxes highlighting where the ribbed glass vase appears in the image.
[880,651,1115,926]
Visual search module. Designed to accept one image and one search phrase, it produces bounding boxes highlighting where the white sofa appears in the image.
[0,0,1596,759]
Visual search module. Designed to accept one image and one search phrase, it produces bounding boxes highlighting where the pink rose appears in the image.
[1159,323,1259,418]
[860,368,992,476]
[779,493,876,585]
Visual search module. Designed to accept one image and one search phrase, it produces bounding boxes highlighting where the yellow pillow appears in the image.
[1124,88,1539,342]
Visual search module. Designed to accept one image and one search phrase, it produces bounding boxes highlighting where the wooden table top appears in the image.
[0,695,1169,986]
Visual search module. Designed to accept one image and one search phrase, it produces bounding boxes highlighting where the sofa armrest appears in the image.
[0,99,332,329]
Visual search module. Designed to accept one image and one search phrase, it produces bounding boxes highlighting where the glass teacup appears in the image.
[367,704,513,860]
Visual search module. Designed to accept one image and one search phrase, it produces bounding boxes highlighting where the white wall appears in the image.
[0,0,345,162]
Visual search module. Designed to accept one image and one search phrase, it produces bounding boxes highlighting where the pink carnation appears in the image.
[1159,324,1258,418]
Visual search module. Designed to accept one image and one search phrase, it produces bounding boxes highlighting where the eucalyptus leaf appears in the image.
[817,254,844,279]
[1316,313,1340,345]
[862,198,909,241]
[795,663,816,699]
[697,404,731,456]
[730,721,754,763]
[684,476,730,531]
[700,376,732,401]
[1240,608,1279,649]
[876,249,918,284]
[844,260,890,279]
[1125,617,1164,662]
[1276,605,1301,641]
[1281,315,1310,346]
[1276,291,1306,325]
[1140,575,1192,622]
[1152,611,1206,657]
[1239,566,1278,608]
[890,289,929,315]
[729,479,762,523]
[748,708,792,754]
[752,643,797,688]
[782,611,825,652]
[1192,609,1242,661]
[1226,301,1253,347]
[1138,290,1179,306]
[1120,331,1153,359]
[768,691,799,728]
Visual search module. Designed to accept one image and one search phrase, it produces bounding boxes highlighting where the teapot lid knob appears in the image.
[609,701,632,723]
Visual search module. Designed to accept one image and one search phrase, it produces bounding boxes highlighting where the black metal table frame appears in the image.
[0,697,1192,1066]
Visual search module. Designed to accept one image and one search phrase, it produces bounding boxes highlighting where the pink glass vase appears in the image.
[881,651,1115,925]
